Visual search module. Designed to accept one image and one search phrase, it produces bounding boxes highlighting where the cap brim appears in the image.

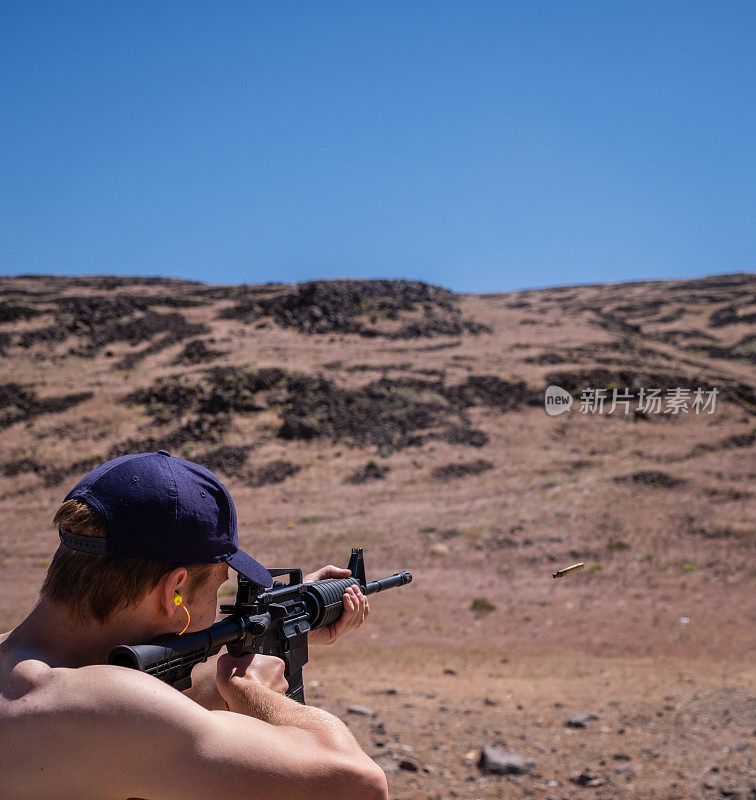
[226,549,273,588]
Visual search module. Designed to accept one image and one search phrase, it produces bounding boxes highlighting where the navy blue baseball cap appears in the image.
[59,450,273,588]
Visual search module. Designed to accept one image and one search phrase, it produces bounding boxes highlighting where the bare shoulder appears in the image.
[48,661,208,721]
[0,662,212,800]
[2,662,356,800]
[1,655,206,727]
[2,661,383,800]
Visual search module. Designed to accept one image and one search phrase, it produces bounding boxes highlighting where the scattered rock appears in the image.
[15,294,210,367]
[565,715,590,729]
[614,471,687,489]
[0,382,93,431]
[709,304,756,327]
[443,426,489,447]
[346,705,375,717]
[0,453,102,488]
[121,367,286,447]
[569,770,603,787]
[125,366,540,456]
[277,374,445,452]
[278,413,321,441]
[477,746,536,775]
[345,460,390,484]
[446,375,540,411]
[0,302,42,323]
[199,445,249,478]
[683,334,756,365]
[251,460,301,487]
[172,338,229,365]
[278,373,512,452]
[431,460,494,480]
[217,279,491,340]
[686,428,756,459]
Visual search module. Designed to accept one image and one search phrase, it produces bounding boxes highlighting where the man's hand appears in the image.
[304,565,370,646]
[216,652,289,714]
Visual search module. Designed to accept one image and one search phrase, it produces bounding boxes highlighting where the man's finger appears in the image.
[346,587,365,629]
[304,565,352,583]
[332,593,355,638]
[356,593,368,626]
[325,566,350,577]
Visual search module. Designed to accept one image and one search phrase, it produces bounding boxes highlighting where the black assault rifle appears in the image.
[108,548,412,704]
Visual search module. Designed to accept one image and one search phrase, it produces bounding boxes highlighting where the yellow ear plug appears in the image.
[173,591,190,635]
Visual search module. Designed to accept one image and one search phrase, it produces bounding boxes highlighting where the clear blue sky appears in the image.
[1,2,754,292]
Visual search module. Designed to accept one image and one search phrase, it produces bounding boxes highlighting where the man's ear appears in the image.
[157,567,188,616]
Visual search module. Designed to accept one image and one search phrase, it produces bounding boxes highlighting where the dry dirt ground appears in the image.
[0,274,754,799]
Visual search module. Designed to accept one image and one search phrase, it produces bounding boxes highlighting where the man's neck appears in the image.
[5,600,161,668]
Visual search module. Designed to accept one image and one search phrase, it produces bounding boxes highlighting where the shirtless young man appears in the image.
[0,450,388,800]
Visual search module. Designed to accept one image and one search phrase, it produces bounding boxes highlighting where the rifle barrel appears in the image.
[364,571,413,594]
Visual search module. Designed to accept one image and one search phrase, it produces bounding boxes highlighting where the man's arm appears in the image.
[60,660,387,800]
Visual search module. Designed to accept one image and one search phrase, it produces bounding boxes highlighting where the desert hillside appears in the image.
[0,273,754,799]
